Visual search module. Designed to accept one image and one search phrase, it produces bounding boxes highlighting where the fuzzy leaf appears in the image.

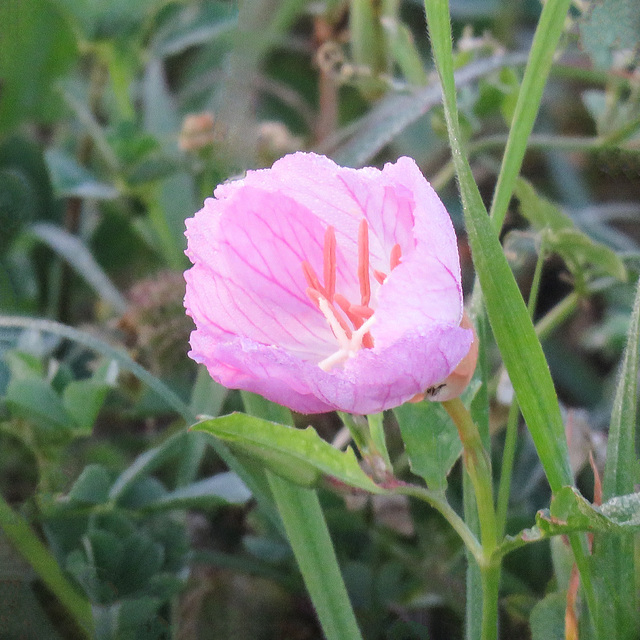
[536,487,640,535]
[579,0,640,69]
[515,178,627,283]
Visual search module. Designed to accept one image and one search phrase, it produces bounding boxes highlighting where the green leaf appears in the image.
[68,464,112,505]
[536,487,640,535]
[44,148,119,200]
[5,377,72,431]
[193,413,385,493]
[579,0,640,69]
[152,2,238,58]
[381,16,428,86]
[602,276,640,501]
[140,472,252,512]
[63,379,110,434]
[529,591,567,640]
[487,0,574,230]
[190,365,227,418]
[514,179,627,283]
[549,229,627,283]
[394,401,461,491]
[590,278,640,639]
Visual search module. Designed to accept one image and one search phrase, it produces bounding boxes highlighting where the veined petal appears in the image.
[186,186,356,360]
[185,152,473,414]
[189,332,334,414]
[304,324,472,415]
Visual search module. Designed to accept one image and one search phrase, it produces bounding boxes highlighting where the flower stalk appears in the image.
[443,397,499,640]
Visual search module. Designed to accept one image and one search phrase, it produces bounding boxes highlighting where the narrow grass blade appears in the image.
[241,392,364,640]
[0,493,94,637]
[593,277,640,639]
[423,0,572,494]
[489,0,573,230]
[28,223,128,314]
[421,0,597,626]
[267,474,364,640]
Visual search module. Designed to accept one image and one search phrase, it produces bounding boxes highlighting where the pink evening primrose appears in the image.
[184,152,474,415]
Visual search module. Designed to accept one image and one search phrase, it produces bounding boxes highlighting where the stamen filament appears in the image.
[317,296,352,349]
[308,288,353,340]
[317,315,376,371]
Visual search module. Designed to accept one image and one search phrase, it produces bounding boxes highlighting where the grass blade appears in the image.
[421,0,597,627]
[592,277,640,639]
[489,0,573,230]
[241,392,364,640]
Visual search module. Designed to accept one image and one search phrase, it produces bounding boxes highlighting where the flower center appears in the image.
[302,219,402,371]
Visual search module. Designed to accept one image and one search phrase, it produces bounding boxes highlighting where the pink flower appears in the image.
[184,152,473,415]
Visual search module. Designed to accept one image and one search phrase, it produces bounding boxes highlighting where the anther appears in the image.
[357,219,371,307]
[302,261,325,297]
[390,243,402,270]
[323,226,336,302]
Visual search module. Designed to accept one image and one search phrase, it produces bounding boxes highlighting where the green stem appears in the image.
[267,473,364,640]
[535,291,579,341]
[441,398,499,640]
[495,400,520,539]
[339,412,392,477]
[443,398,498,554]
[391,483,483,565]
[481,563,501,640]
[0,492,94,637]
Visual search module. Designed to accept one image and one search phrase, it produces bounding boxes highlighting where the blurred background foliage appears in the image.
[0,0,639,638]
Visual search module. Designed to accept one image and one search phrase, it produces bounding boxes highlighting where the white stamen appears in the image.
[317,297,351,350]
[318,314,376,371]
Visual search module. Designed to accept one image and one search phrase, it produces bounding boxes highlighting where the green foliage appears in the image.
[394,401,462,491]
[1,0,640,638]
[515,178,628,289]
[0,0,78,133]
[194,413,385,493]
[579,0,640,69]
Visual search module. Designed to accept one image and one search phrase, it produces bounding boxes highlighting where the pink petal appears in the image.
[189,323,473,415]
[306,325,473,414]
[186,186,350,360]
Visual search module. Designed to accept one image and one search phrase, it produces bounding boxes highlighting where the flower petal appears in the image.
[305,324,473,414]
[186,186,355,360]
[189,331,336,414]
[190,323,473,415]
